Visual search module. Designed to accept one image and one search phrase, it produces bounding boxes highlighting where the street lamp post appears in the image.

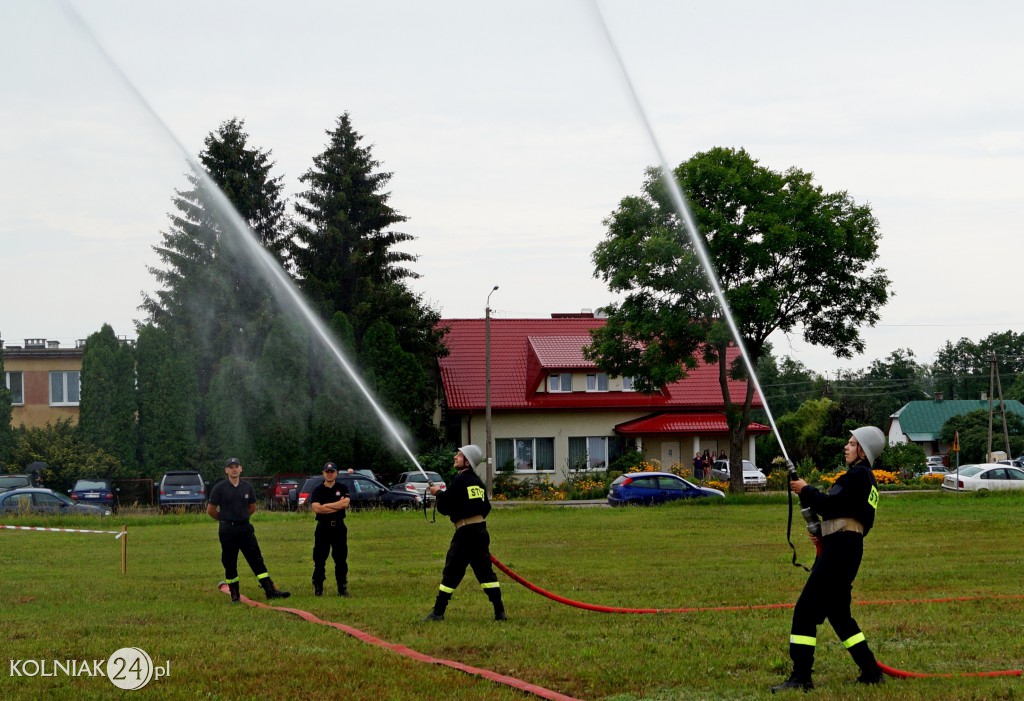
[485,285,499,498]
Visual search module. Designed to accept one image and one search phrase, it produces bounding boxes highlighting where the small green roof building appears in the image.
[887,397,1024,456]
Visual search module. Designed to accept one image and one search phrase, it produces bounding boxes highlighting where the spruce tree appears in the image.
[142,119,292,466]
[291,113,445,470]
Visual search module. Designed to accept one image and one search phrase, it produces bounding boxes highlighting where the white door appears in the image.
[661,441,680,469]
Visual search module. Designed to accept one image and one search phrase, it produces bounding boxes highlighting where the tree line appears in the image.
[0,114,448,490]
[2,140,1022,490]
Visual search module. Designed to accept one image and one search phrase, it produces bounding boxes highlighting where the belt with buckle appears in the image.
[454,514,484,529]
[821,517,864,537]
[223,520,249,526]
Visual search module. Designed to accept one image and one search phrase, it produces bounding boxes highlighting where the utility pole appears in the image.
[485,285,499,498]
[987,353,1013,460]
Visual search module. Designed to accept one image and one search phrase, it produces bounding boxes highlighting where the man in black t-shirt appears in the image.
[207,458,290,603]
[309,462,351,596]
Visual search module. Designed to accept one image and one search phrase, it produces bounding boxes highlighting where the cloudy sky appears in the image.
[2,0,1022,378]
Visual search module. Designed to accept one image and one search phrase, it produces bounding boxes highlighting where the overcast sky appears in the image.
[2,0,1022,379]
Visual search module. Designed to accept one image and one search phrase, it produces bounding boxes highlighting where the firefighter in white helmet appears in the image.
[772,426,885,692]
[423,445,506,622]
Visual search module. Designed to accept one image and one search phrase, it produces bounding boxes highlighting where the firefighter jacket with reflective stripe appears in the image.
[798,459,878,536]
[436,468,491,524]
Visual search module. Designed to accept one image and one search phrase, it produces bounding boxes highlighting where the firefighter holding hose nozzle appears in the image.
[772,426,885,693]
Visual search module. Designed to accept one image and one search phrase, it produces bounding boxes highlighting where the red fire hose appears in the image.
[217,583,582,701]
[489,556,1023,679]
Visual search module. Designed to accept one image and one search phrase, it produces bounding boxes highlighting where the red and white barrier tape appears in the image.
[1,523,125,538]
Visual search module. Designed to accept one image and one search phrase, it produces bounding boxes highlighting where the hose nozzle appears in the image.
[800,506,821,538]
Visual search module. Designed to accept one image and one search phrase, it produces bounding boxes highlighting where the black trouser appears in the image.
[219,521,268,580]
[440,522,498,590]
[789,531,872,676]
[312,520,348,588]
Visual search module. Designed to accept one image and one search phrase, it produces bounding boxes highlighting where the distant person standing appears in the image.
[693,452,704,480]
[309,462,351,596]
[208,458,290,603]
[423,445,506,622]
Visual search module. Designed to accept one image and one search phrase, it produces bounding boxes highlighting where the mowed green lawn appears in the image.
[2,491,1023,700]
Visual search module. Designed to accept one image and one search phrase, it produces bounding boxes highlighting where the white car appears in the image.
[391,471,446,501]
[710,459,767,491]
[941,464,1024,492]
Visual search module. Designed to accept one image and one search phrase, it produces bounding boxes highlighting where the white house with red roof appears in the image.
[437,313,769,483]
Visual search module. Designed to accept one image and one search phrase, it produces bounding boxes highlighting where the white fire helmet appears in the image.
[458,445,483,470]
[850,426,885,464]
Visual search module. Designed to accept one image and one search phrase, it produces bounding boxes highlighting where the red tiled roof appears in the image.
[437,317,763,412]
[615,412,771,435]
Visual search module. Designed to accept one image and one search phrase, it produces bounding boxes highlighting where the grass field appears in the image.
[2,491,1023,700]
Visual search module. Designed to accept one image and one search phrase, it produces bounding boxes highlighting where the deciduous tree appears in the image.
[588,147,891,491]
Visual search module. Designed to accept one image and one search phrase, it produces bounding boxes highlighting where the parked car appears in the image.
[391,471,446,502]
[941,464,1024,492]
[926,455,947,468]
[264,473,305,510]
[158,471,207,512]
[608,472,725,506]
[913,465,949,479]
[0,474,35,494]
[0,488,111,516]
[292,474,421,511]
[68,478,119,511]
[710,459,768,491]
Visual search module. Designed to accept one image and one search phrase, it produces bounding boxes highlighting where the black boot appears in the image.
[855,671,885,685]
[772,641,814,693]
[424,591,451,621]
[228,581,240,604]
[338,583,350,597]
[485,586,506,621]
[848,641,884,684]
[771,673,814,693]
[260,577,291,600]
[313,582,323,597]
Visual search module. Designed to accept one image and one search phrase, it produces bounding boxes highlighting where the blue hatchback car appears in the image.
[607,471,725,506]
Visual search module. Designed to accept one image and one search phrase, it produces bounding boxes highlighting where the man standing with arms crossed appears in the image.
[310,462,351,597]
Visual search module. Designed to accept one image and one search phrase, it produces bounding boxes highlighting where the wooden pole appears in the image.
[121,525,128,574]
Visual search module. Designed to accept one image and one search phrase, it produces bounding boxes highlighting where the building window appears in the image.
[621,376,634,391]
[49,371,80,406]
[4,371,23,405]
[586,373,609,392]
[548,373,572,392]
[568,436,627,470]
[495,438,555,472]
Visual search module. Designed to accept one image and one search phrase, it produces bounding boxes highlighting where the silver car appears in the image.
[710,460,767,491]
[0,488,111,516]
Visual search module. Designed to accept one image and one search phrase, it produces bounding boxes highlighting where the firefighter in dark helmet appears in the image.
[423,445,506,622]
[772,426,885,692]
